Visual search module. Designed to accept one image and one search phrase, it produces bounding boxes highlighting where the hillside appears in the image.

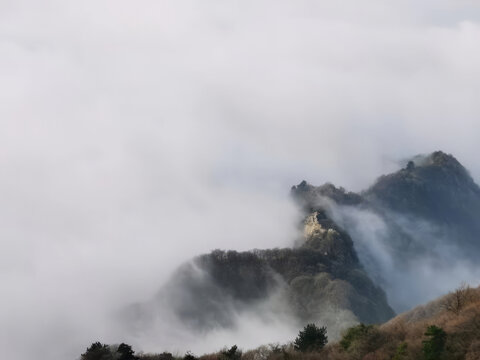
[125,212,394,338]
[84,284,480,360]
[122,151,480,350]
[318,284,480,359]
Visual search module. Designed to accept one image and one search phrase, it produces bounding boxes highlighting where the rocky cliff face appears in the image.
[126,186,394,338]
[126,151,480,339]
[291,151,480,312]
[156,243,393,330]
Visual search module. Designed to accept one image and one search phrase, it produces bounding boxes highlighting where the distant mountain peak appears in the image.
[291,181,363,210]
[366,151,479,212]
[406,151,469,176]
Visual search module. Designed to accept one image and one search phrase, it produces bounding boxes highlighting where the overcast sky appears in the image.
[1,1,480,359]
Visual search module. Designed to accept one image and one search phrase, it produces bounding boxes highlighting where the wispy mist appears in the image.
[1,1,480,359]
[328,203,480,312]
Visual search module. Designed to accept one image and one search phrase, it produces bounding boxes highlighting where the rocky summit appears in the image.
[364,151,480,257]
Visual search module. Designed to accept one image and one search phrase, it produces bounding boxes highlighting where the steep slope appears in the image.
[160,244,393,329]
[293,151,480,261]
[124,204,394,339]
[365,151,480,221]
[364,151,480,257]
[298,284,480,360]
[293,151,480,311]
[369,285,480,360]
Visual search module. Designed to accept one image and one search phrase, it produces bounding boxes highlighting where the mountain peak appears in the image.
[291,181,363,210]
[365,151,480,235]
[408,151,467,174]
[429,150,459,165]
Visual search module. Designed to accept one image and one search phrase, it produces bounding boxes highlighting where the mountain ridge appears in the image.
[124,150,480,344]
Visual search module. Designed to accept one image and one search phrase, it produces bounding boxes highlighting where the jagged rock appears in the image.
[291,181,363,210]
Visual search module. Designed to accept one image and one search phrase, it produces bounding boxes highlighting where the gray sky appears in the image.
[1,1,480,359]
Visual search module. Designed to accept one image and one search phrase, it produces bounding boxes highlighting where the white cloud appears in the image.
[1,1,480,359]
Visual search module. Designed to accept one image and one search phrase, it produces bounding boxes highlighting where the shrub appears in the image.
[422,325,446,360]
[293,323,328,352]
[339,324,384,359]
[392,342,407,360]
[118,343,137,360]
[340,324,374,351]
[81,342,113,360]
[138,351,174,360]
[221,345,242,360]
[184,351,198,360]
[158,352,174,360]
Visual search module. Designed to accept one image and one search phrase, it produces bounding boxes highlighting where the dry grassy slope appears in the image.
[269,286,480,360]
[374,285,480,360]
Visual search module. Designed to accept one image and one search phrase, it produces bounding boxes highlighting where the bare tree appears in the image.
[443,282,475,315]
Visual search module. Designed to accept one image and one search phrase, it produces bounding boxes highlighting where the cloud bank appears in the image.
[1,1,480,359]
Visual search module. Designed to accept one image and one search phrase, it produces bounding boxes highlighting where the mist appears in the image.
[1,1,480,359]
[327,202,480,313]
[120,266,303,356]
